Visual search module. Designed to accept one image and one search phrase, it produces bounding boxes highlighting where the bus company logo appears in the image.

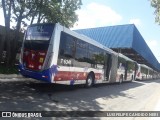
[2,112,11,117]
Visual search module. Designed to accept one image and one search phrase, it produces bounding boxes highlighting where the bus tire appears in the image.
[119,74,123,84]
[85,74,94,88]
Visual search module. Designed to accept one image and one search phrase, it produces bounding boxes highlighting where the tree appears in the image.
[0,0,82,66]
[10,0,36,65]
[151,0,160,24]
[0,0,12,66]
[29,0,82,28]
[45,0,82,28]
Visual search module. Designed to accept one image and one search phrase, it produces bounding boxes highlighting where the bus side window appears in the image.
[99,49,105,68]
[118,57,126,70]
[59,32,66,57]
[58,32,75,66]
[59,32,75,58]
[127,61,135,72]
[74,39,89,67]
[88,44,96,68]
[95,48,105,69]
[64,35,75,58]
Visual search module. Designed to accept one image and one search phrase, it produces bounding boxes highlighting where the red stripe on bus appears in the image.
[54,71,102,81]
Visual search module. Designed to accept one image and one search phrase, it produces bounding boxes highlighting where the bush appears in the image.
[0,63,18,74]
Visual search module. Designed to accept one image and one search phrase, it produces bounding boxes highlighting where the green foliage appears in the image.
[151,0,160,24]
[0,64,18,74]
[12,0,39,31]
[0,0,82,68]
[0,0,82,30]
[30,0,82,28]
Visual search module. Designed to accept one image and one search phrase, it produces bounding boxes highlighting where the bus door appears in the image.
[104,53,112,81]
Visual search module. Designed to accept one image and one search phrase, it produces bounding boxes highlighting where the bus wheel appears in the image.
[85,74,94,88]
[119,75,123,84]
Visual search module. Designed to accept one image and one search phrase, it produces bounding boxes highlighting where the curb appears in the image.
[0,74,24,79]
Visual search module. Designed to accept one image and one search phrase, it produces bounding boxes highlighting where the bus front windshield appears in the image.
[24,24,54,51]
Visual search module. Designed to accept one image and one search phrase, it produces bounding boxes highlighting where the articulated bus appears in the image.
[19,23,137,87]
[135,64,160,80]
[136,64,147,80]
[153,71,159,79]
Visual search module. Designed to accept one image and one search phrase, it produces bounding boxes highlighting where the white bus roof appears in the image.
[139,64,153,70]
[57,23,118,56]
[118,53,135,62]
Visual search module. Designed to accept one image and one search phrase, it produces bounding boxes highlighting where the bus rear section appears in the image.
[135,64,153,80]
[19,23,55,82]
[116,54,136,83]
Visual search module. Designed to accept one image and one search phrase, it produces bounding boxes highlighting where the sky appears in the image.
[72,0,160,63]
[0,0,160,62]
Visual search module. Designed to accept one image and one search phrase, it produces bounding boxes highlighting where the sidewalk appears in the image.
[0,74,23,79]
[149,90,160,120]
[0,74,42,83]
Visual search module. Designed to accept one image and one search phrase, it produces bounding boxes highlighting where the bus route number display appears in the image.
[60,59,72,65]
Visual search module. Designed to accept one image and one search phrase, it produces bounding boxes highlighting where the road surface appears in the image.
[0,78,160,120]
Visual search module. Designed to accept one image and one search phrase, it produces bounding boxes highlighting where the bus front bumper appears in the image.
[19,64,51,83]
